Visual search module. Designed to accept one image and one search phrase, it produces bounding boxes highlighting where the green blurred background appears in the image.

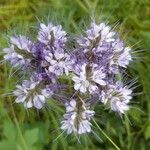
[0,0,150,149]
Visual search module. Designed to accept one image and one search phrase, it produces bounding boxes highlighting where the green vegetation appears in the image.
[0,0,149,149]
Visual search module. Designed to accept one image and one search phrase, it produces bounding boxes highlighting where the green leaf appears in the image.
[144,125,150,140]
[0,120,17,150]
[24,128,39,147]
[3,120,17,140]
[0,141,16,150]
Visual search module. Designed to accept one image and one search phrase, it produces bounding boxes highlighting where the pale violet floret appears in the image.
[110,39,132,70]
[3,45,26,67]
[77,22,115,51]
[41,86,54,98]
[13,79,50,109]
[38,23,67,47]
[100,82,132,114]
[44,51,68,76]
[111,98,130,114]
[10,35,33,52]
[118,47,132,68]
[48,60,66,76]
[72,64,106,93]
[3,36,33,67]
[92,69,106,86]
[61,99,95,134]
[86,22,115,42]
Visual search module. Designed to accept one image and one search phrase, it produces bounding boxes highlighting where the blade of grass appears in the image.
[92,118,120,150]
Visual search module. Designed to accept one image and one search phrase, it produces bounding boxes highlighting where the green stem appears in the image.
[9,99,28,150]
[92,119,120,150]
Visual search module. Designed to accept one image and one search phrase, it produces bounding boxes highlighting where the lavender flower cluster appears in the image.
[3,21,133,135]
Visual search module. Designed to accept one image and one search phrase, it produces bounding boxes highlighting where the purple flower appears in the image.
[13,79,45,109]
[36,23,68,76]
[61,99,95,134]
[44,51,68,76]
[3,35,33,68]
[13,74,55,109]
[38,23,67,49]
[100,81,132,114]
[77,22,115,52]
[3,20,135,135]
[72,64,106,94]
[109,39,132,71]
[117,47,132,68]
[3,45,28,67]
